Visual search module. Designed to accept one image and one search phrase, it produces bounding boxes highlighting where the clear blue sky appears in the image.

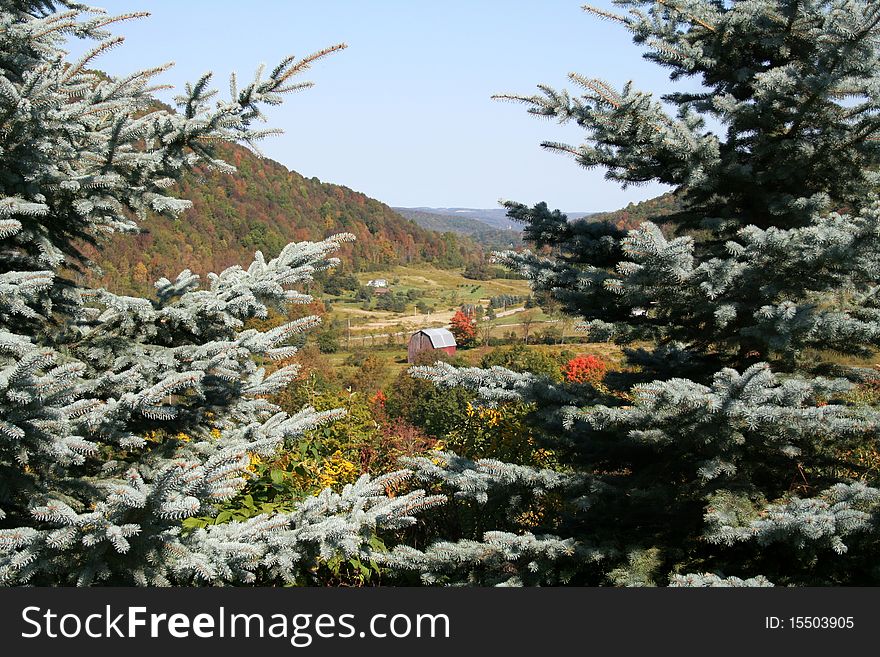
[66,1,684,211]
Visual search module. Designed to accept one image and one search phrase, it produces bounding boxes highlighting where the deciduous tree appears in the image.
[449,309,477,346]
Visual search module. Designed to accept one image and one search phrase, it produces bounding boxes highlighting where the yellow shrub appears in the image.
[318,450,359,489]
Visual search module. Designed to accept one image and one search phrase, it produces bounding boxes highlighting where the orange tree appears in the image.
[449,309,476,346]
[562,355,607,385]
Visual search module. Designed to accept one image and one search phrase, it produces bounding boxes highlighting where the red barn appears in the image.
[407,328,457,363]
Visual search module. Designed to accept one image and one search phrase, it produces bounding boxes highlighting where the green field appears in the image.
[355,265,531,301]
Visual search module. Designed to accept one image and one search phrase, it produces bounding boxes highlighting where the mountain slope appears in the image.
[584,192,682,229]
[81,144,482,294]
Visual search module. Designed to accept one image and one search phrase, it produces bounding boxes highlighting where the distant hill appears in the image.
[393,197,683,253]
[402,206,596,231]
[80,145,483,295]
[584,192,683,230]
[393,207,523,250]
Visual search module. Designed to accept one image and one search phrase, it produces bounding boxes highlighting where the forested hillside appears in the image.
[79,143,482,294]
[585,192,682,230]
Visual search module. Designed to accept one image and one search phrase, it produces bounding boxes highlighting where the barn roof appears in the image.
[418,327,457,348]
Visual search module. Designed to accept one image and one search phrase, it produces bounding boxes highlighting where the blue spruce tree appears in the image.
[384,0,880,585]
[0,1,447,585]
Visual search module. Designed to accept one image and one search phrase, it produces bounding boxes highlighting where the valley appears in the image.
[321,264,564,349]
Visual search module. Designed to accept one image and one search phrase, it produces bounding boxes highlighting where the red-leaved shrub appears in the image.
[563,354,607,385]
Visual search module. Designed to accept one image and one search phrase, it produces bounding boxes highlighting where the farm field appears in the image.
[324,265,538,343]
[310,339,629,394]
[355,265,530,299]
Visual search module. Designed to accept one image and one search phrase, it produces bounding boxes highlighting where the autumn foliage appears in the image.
[449,309,477,346]
[81,143,482,295]
[563,354,607,385]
